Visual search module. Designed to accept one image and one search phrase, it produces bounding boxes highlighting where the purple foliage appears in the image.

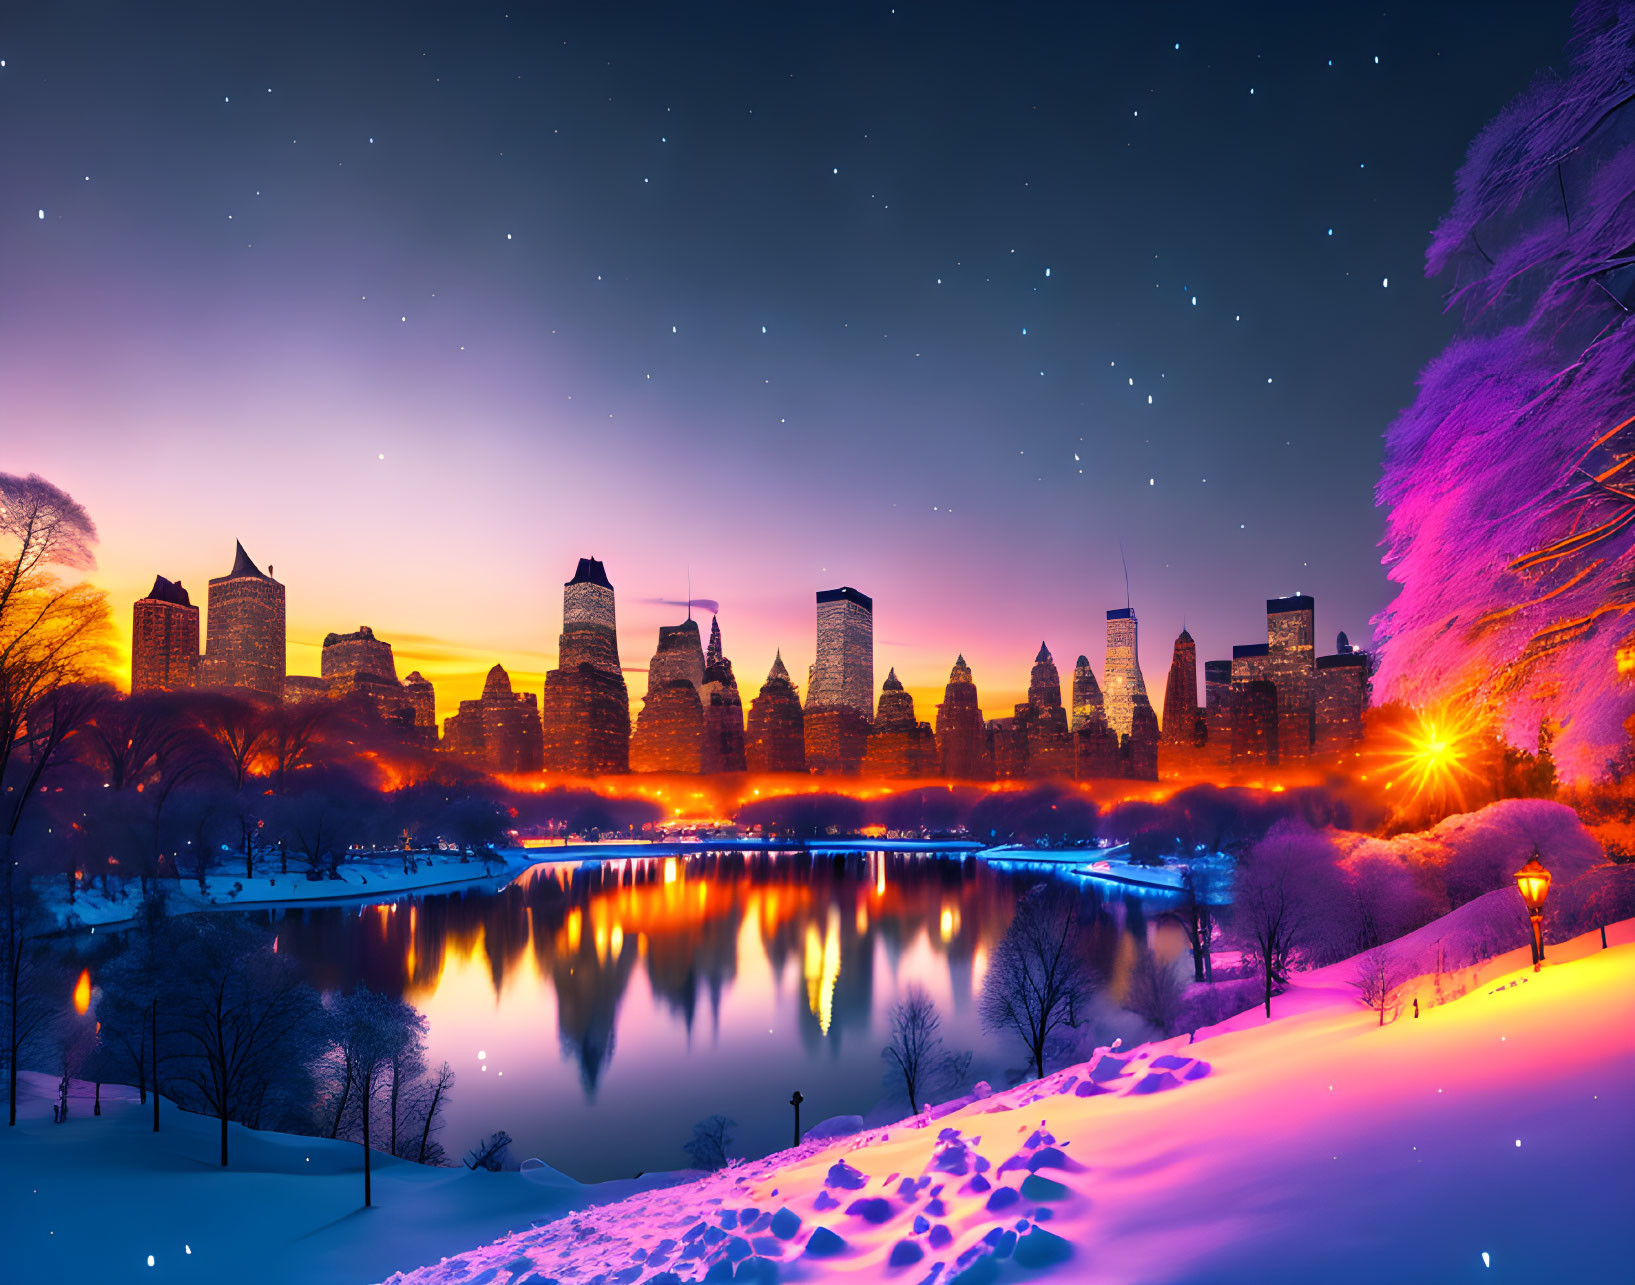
[1374,1,1635,780]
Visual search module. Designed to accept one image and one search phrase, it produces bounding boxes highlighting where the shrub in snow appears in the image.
[1123,948,1189,1036]
[463,1130,513,1171]
[682,1114,735,1171]
[1178,979,1262,1034]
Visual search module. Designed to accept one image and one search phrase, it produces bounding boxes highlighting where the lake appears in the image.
[262,850,1179,1181]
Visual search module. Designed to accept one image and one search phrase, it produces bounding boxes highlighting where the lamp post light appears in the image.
[1514,854,1552,972]
[790,1090,804,1147]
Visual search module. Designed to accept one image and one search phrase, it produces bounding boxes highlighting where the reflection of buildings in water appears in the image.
[272,852,1129,1110]
[550,934,637,1093]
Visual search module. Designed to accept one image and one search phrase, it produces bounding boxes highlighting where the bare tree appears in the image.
[682,1114,735,1170]
[194,694,274,878]
[1,474,112,924]
[881,985,967,1113]
[1352,946,1410,1027]
[0,890,67,1125]
[1231,822,1346,1019]
[409,1060,455,1165]
[162,918,323,1166]
[979,883,1099,1082]
[1123,948,1188,1037]
[326,987,422,1206]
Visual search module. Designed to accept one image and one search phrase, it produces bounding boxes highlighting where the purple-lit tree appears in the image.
[1373,2,1635,780]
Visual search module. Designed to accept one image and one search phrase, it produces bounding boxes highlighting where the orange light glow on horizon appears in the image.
[1375,703,1486,817]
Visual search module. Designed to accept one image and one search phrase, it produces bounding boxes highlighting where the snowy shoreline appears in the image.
[43,837,995,930]
[47,848,544,930]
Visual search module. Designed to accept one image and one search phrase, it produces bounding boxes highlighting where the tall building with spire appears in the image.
[746,652,805,772]
[542,557,630,775]
[201,542,285,698]
[1159,628,1204,766]
[131,575,199,693]
[934,655,990,779]
[1103,607,1148,738]
[700,616,747,773]
[1021,643,1072,778]
[862,669,937,778]
[1070,655,1103,731]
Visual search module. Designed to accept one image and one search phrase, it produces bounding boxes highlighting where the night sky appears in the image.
[1,2,1573,718]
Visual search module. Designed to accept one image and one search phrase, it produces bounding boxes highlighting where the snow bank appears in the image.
[1335,797,1605,909]
[0,1070,684,1284]
[382,918,1635,1285]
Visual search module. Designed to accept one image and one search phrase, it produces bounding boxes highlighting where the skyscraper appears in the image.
[1266,594,1317,762]
[1021,643,1072,778]
[1315,652,1369,755]
[443,664,543,772]
[935,655,990,780]
[322,626,416,727]
[1070,655,1104,731]
[806,587,873,716]
[630,617,706,772]
[1203,658,1233,762]
[804,586,873,774]
[700,616,747,774]
[558,557,622,676]
[1104,608,1148,738]
[201,542,285,697]
[401,671,437,736]
[1160,628,1203,764]
[542,557,631,775]
[1122,694,1161,780]
[131,575,199,693]
[861,669,938,778]
[321,625,397,686]
[1232,678,1279,766]
[746,652,805,772]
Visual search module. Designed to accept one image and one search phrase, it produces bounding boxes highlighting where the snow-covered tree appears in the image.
[1373,1,1635,780]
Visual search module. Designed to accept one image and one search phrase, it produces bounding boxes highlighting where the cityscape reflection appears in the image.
[267,852,1172,1180]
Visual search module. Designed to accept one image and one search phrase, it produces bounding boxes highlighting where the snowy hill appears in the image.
[384,920,1635,1285]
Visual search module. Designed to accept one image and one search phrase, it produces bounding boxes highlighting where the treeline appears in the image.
[735,779,1362,848]
[9,903,459,1205]
[3,684,675,903]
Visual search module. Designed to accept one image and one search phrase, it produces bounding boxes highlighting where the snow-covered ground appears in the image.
[48,848,543,928]
[385,919,1635,1285]
[0,1069,689,1283]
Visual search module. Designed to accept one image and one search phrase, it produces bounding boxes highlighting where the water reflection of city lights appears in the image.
[803,905,842,1034]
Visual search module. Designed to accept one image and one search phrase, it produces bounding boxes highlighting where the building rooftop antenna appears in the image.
[1120,543,1131,611]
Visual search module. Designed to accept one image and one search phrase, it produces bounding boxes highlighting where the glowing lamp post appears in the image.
[1514,855,1552,971]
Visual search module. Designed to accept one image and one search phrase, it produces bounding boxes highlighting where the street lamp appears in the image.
[1514,854,1552,971]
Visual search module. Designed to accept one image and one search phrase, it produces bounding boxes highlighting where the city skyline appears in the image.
[122,535,1372,733]
[2,3,1571,731]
